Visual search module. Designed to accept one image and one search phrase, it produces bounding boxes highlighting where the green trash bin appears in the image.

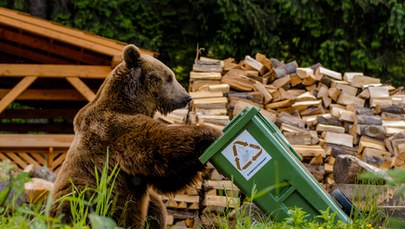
[199,106,350,223]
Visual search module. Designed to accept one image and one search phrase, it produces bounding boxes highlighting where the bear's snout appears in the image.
[185,95,192,103]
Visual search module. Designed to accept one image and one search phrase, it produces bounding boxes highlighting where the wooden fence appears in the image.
[0,134,73,172]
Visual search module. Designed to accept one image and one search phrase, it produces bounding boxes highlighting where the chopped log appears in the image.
[317,84,329,98]
[290,75,302,87]
[316,124,345,133]
[292,145,325,158]
[280,123,308,133]
[296,91,317,101]
[324,132,353,147]
[335,83,358,96]
[343,72,363,82]
[358,136,386,152]
[355,115,382,125]
[253,81,273,104]
[362,147,391,166]
[291,100,322,111]
[339,110,355,123]
[358,88,370,99]
[375,105,405,114]
[381,112,405,120]
[337,93,365,107]
[190,72,222,80]
[255,53,272,71]
[199,84,230,93]
[309,154,324,166]
[355,125,387,140]
[190,80,221,92]
[300,106,325,116]
[276,112,305,128]
[190,91,223,99]
[318,66,342,80]
[284,132,314,145]
[264,99,293,110]
[333,155,365,184]
[228,91,263,104]
[330,104,347,118]
[368,86,390,99]
[350,75,381,88]
[305,164,325,182]
[221,69,257,91]
[284,61,299,75]
[382,120,405,128]
[244,55,266,75]
[296,67,314,79]
[317,116,342,126]
[302,75,317,86]
[24,178,54,203]
[325,143,358,156]
[346,105,375,116]
[328,87,341,102]
[370,97,392,108]
[270,75,291,88]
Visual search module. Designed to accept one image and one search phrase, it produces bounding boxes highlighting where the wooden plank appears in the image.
[66,77,96,102]
[204,180,239,191]
[189,72,222,80]
[0,89,87,101]
[0,28,109,65]
[0,76,37,113]
[0,134,74,147]
[203,195,240,208]
[0,64,111,78]
[189,91,223,99]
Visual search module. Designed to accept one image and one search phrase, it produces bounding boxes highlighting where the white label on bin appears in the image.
[221,130,271,180]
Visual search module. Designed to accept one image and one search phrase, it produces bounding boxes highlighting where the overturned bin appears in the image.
[199,106,350,223]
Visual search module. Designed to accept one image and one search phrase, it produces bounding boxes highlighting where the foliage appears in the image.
[1,0,404,87]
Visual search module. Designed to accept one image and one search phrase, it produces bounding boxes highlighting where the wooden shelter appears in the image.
[0,7,156,172]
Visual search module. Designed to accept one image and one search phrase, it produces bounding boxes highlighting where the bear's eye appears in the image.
[167,76,173,83]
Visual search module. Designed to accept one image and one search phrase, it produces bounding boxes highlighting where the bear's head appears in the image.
[97,44,192,116]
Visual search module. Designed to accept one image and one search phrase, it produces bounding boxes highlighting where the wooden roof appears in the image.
[0,7,156,134]
[0,7,156,65]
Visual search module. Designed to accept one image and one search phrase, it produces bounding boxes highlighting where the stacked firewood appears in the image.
[157,53,405,227]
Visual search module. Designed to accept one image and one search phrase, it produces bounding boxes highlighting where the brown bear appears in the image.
[50,44,222,228]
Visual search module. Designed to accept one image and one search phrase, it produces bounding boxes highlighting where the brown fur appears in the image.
[50,44,222,228]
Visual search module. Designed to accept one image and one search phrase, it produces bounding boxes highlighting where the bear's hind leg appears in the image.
[146,190,166,229]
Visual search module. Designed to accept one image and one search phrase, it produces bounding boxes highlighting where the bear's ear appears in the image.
[123,44,141,68]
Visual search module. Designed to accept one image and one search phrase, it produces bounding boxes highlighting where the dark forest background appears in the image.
[1,0,404,87]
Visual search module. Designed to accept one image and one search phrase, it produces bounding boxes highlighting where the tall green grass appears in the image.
[0,158,404,228]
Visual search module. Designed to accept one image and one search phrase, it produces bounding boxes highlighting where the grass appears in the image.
[0,158,404,228]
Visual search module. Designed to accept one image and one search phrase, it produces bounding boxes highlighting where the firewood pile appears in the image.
[154,52,405,227]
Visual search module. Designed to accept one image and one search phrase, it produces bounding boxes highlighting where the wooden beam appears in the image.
[0,134,73,147]
[66,77,96,102]
[0,27,110,65]
[0,42,71,64]
[0,123,73,134]
[0,64,111,78]
[0,108,78,119]
[0,89,87,101]
[0,76,37,113]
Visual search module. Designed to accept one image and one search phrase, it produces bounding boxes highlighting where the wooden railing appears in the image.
[0,134,73,172]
